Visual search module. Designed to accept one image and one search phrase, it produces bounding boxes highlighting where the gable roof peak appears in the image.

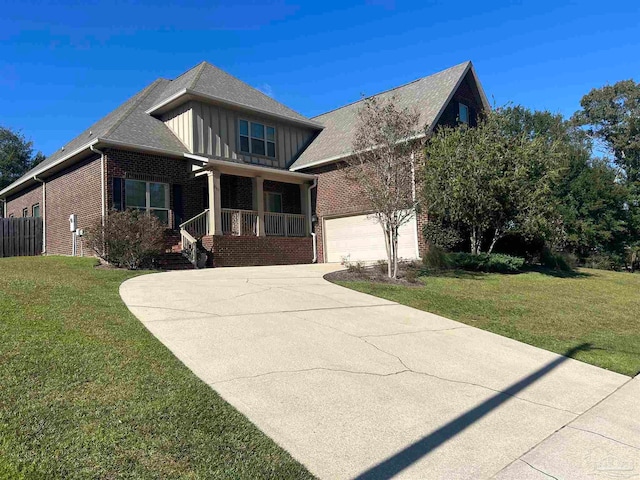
[148,60,321,128]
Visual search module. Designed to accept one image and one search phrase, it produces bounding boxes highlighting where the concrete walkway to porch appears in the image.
[120,264,636,479]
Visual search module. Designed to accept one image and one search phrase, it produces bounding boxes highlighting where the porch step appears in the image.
[155,252,195,271]
[163,229,182,253]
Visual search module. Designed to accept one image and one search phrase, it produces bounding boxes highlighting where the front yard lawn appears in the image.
[333,268,640,377]
[0,256,312,479]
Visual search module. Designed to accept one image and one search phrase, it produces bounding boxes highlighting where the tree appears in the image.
[573,80,640,184]
[573,80,640,255]
[422,106,565,254]
[555,158,630,261]
[0,126,45,190]
[345,95,421,278]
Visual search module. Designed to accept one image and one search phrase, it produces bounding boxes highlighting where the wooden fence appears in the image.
[0,217,43,258]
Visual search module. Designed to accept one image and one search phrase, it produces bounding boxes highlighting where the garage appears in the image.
[323,212,419,263]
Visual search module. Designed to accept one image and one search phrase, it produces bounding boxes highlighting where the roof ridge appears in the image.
[200,61,311,119]
[189,61,208,89]
[312,61,471,119]
[103,79,165,138]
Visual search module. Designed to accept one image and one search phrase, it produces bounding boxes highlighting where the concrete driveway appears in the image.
[120,264,635,479]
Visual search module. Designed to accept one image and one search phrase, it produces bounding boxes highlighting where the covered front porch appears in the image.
[179,155,316,266]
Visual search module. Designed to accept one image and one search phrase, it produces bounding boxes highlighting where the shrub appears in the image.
[449,253,524,273]
[85,209,166,269]
[422,245,451,271]
[540,248,577,272]
[404,267,419,283]
[344,260,366,274]
[582,253,619,271]
[375,259,389,274]
[422,222,462,250]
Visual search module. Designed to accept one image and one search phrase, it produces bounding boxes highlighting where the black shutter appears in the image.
[113,178,123,210]
[173,184,184,228]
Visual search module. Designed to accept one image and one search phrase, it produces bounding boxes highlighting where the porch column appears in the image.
[253,176,265,236]
[207,170,222,235]
[300,182,310,236]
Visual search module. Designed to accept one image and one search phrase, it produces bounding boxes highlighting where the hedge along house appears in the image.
[0,60,488,267]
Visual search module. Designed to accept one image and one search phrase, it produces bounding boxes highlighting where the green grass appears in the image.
[0,256,312,479]
[335,268,640,377]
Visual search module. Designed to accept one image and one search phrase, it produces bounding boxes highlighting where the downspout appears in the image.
[33,176,46,254]
[90,145,106,226]
[308,176,318,263]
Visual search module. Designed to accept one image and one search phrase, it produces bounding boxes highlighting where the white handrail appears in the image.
[180,209,209,238]
[222,208,258,236]
[180,229,198,265]
[264,212,306,237]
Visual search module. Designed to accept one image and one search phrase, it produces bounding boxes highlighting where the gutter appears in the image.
[33,176,46,254]
[146,88,325,130]
[90,145,106,226]
[0,138,100,198]
[309,176,318,263]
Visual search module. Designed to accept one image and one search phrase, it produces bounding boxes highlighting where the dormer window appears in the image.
[459,103,469,124]
[239,120,276,158]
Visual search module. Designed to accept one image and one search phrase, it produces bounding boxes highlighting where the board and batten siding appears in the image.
[191,101,317,169]
[161,103,193,151]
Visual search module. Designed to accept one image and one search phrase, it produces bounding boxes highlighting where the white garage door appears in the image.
[324,212,419,264]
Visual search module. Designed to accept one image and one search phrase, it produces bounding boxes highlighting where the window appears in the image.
[32,204,40,218]
[239,120,276,158]
[22,208,28,217]
[124,179,170,224]
[459,103,469,124]
[264,192,282,213]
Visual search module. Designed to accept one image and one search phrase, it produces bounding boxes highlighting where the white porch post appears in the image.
[253,176,265,236]
[300,182,310,236]
[207,170,222,235]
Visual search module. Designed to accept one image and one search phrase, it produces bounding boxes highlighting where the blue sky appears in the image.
[1,0,638,156]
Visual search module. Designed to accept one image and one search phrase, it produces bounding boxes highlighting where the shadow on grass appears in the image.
[353,343,593,480]
[419,265,593,280]
[523,265,592,278]
[418,269,489,280]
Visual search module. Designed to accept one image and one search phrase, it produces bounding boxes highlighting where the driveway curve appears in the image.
[120,264,631,479]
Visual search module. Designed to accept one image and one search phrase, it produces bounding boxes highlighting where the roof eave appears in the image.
[290,132,428,172]
[0,138,188,199]
[186,153,316,183]
[147,88,324,130]
[292,61,490,172]
[0,138,100,198]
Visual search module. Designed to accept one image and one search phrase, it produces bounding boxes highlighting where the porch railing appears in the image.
[180,229,198,265]
[222,208,258,236]
[179,209,209,239]
[264,212,306,237]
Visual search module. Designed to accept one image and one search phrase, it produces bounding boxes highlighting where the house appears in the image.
[0,60,488,267]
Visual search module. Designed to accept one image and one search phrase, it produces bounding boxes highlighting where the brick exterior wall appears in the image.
[46,155,103,255]
[105,148,207,228]
[202,235,312,267]
[6,155,102,256]
[6,183,43,219]
[264,180,302,214]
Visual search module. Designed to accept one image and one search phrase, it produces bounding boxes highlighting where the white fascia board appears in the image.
[147,88,324,130]
[96,138,186,158]
[289,132,427,172]
[0,138,99,198]
[186,153,316,181]
[144,89,189,115]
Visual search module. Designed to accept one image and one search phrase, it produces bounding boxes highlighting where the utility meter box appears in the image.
[69,214,77,232]
[76,229,84,237]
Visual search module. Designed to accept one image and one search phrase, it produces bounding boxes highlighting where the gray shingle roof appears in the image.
[290,61,472,171]
[151,61,319,127]
[3,79,188,195]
